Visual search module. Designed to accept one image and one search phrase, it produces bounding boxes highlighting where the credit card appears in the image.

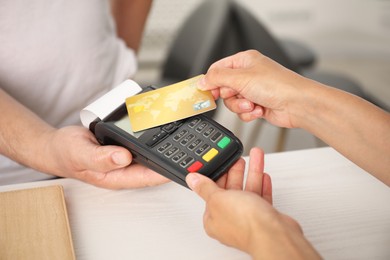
[126,75,216,132]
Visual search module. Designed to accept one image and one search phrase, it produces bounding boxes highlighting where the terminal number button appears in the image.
[210,131,222,142]
[195,144,210,156]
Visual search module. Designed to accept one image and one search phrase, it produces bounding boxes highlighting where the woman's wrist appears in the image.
[287,76,329,130]
[248,214,321,260]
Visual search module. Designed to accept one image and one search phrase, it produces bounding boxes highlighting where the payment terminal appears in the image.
[89,86,243,188]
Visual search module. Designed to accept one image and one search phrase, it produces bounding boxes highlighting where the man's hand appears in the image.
[43,126,170,189]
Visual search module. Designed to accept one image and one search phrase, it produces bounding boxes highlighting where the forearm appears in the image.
[0,88,55,173]
[291,78,390,185]
[110,0,152,52]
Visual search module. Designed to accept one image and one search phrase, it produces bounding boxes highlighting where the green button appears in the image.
[217,136,231,149]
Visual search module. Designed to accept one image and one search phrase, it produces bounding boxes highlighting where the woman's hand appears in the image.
[198,50,309,128]
[186,147,320,259]
[186,148,273,253]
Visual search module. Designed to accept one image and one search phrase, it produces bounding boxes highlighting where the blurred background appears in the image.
[133,0,390,155]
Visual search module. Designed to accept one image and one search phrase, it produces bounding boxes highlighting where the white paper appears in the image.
[80,80,142,128]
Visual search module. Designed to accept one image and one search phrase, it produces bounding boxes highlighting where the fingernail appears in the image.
[239,101,252,111]
[112,152,129,166]
[252,106,264,117]
[186,173,200,190]
[197,76,206,90]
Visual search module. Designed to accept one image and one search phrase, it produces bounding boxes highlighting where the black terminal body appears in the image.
[89,86,243,188]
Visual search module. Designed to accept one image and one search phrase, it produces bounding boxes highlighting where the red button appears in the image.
[187,161,203,172]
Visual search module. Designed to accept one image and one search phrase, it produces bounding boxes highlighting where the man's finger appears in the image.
[79,142,132,173]
[86,164,170,190]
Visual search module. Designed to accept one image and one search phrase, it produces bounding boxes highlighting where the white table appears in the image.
[1,147,389,259]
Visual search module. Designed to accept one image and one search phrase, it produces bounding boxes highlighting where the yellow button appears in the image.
[202,148,218,162]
